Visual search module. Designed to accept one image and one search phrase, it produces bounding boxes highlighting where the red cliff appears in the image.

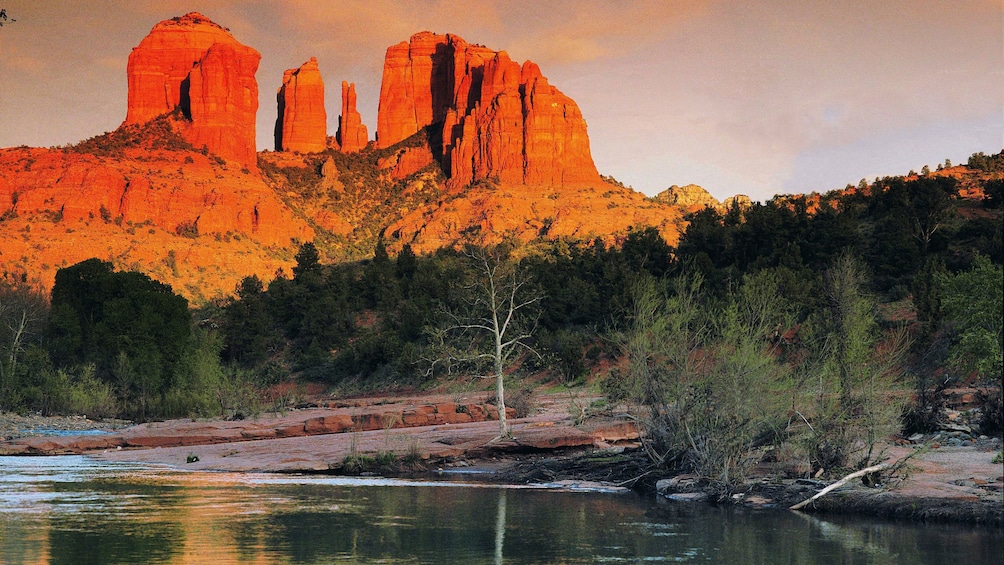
[375,32,600,188]
[337,81,369,153]
[124,12,260,170]
[275,57,327,153]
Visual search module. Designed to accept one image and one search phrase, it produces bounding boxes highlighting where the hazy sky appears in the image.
[1,0,1001,201]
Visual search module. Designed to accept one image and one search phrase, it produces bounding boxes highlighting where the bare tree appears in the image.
[0,8,16,27]
[432,247,541,442]
[0,283,48,410]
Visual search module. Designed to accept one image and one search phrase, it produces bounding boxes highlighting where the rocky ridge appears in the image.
[0,121,313,299]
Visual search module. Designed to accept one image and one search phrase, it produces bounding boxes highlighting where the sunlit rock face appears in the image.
[376,32,600,188]
[125,12,261,170]
[276,57,328,153]
[337,81,369,153]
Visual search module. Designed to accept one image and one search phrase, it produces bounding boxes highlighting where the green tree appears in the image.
[940,255,1003,381]
[47,259,191,419]
[805,255,909,470]
[623,270,794,491]
[0,283,48,411]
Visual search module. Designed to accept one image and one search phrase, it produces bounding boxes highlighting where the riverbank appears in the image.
[0,411,131,441]
[1,391,1000,526]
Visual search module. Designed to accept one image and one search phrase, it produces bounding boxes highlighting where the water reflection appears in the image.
[1,456,1001,564]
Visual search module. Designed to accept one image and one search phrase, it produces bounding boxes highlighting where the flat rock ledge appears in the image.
[0,394,640,474]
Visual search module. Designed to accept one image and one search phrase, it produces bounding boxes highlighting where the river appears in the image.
[0,456,1000,564]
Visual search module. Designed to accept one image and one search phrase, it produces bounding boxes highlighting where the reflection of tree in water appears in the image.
[495,489,506,565]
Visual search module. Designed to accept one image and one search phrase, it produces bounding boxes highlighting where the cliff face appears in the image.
[0,142,313,301]
[375,32,600,188]
[275,57,327,153]
[124,12,260,170]
[337,81,369,153]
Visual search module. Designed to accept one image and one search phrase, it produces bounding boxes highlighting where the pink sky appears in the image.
[1,0,1000,201]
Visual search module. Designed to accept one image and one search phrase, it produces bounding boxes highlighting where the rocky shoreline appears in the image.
[0,411,131,442]
[1,393,1000,526]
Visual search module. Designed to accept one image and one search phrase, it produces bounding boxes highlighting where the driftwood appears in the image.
[789,463,890,510]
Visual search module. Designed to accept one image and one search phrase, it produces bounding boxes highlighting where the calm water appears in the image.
[0,456,1000,564]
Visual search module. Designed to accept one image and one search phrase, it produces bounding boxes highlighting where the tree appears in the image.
[435,247,541,441]
[805,254,909,469]
[624,270,794,489]
[0,283,48,410]
[907,176,957,254]
[940,255,1003,382]
[47,259,191,419]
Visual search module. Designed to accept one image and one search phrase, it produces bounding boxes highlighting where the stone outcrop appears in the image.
[655,184,720,212]
[124,12,260,170]
[377,146,436,180]
[275,57,327,153]
[376,32,600,188]
[655,184,753,215]
[337,81,369,153]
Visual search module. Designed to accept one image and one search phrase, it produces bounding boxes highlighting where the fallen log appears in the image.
[790,463,889,511]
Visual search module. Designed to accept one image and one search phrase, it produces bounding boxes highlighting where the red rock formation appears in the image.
[375,32,600,188]
[376,32,495,149]
[275,57,327,153]
[0,143,313,300]
[124,12,260,170]
[337,81,368,153]
[377,146,435,180]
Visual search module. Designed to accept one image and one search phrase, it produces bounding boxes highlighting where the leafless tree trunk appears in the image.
[434,248,541,442]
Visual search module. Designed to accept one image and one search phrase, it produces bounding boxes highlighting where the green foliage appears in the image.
[967,151,1004,173]
[802,255,910,470]
[623,269,795,491]
[47,259,192,419]
[0,283,48,411]
[940,255,1003,382]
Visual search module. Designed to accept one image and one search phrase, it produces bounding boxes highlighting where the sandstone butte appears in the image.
[0,17,696,303]
[376,31,601,189]
[337,81,369,153]
[275,57,328,153]
[124,12,261,171]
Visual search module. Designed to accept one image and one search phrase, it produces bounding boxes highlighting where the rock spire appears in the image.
[337,81,369,153]
[275,57,327,153]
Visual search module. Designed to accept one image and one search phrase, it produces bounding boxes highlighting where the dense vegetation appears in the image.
[1,152,1000,487]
